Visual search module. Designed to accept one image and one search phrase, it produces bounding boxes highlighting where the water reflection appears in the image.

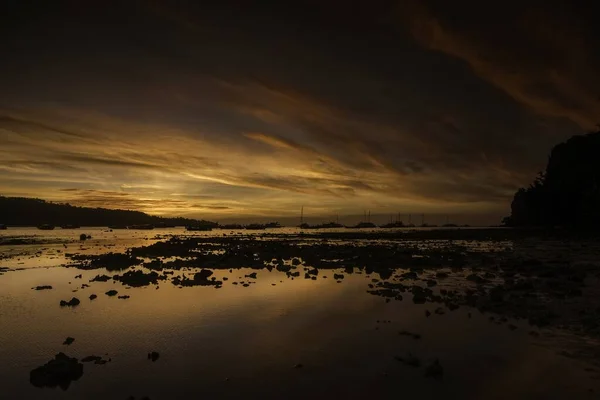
[0,229,598,399]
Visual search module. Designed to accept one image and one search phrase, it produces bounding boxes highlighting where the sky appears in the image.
[1,1,599,225]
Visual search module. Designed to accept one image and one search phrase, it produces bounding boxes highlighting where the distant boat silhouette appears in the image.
[108,225,128,229]
[380,221,405,228]
[219,224,243,229]
[302,222,344,229]
[349,222,377,229]
[37,224,55,230]
[60,224,80,229]
[0,224,6,230]
[128,224,154,230]
[186,225,212,231]
[245,224,266,230]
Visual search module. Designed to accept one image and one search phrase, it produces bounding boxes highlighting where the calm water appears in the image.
[1,228,598,399]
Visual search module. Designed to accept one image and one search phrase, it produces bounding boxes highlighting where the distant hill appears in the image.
[504,128,600,228]
[0,196,216,227]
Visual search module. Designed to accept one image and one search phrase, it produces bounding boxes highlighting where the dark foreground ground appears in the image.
[1,227,600,399]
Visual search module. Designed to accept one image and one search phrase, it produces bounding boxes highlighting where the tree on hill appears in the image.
[504,128,600,227]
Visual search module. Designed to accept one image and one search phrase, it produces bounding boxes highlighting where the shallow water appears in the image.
[1,228,599,399]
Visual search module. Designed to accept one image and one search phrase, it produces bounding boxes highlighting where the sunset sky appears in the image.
[1,1,598,224]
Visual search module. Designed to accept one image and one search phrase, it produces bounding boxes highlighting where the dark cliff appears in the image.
[505,129,600,227]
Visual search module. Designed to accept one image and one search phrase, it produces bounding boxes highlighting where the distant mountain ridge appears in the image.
[0,196,216,227]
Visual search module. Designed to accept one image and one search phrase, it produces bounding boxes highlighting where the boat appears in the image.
[348,222,377,229]
[0,224,6,230]
[245,223,266,230]
[220,224,244,229]
[108,225,128,229]
[37,224,55,230]
[128,224,154,230]
[186,225,212,231]
[300,222,344,229]
[60,224,80,229]
[381,221,405,228]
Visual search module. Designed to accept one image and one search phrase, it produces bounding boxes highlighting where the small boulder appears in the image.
[81,355,102,363]
[105,290,118,297]
[59,298,80,307]
[33,285,53,290]
[29,353,84,390]
[63,337,75,345]
[148,351,160,362]
[424,359,443,379]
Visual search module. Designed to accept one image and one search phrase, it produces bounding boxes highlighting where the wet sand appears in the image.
[1,227,599,399]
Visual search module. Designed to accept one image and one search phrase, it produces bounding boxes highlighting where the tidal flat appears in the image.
[1,227,600,399]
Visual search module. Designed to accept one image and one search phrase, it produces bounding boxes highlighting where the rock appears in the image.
[398,330,421,340]
[293,363,303,369]
[59,297,80,307]
[333,273,344,280]
[118,295,130,299]
[402,271,419,280]
[33,285,53,290]
[434,307,446,315]
[74,274,82,279]
[197,269,214,279]
[466,274,485,284]
[89,294,97,300]
[63,337,75,345]
[90,274,111,282]
[245,272,257,279]
[425,310,431,317]
[291,258,301,266]
[424,359,443,379]
[70,252,141,271]
[81,355,102,363]
[412,292,427,304]
[29,352,84,390]
[79,234,87,241]
[148,351,160,362]
[395,353,420,367]
[105,290,118,296]
[113,270,160,287]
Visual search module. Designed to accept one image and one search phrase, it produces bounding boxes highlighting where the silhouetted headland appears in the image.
[0,196,216,228]
[504,128,600,228]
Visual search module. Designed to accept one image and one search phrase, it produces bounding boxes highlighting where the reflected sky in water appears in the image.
[0,228,598,399]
